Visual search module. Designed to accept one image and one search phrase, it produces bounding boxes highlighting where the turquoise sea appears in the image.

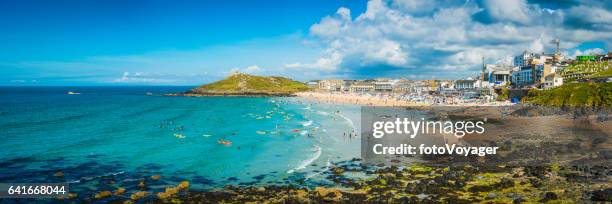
[0,87,361,198]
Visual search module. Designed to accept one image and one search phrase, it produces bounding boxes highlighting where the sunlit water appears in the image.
[0,87,361,195]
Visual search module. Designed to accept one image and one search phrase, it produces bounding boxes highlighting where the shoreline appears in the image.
[295,91,424,107]
[295,91,515,107]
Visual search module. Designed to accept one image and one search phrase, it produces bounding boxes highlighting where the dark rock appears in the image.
[590,188,612,202]
[512,197,525,204]
[599,150,612,159]
[541,191,558,201]
[495,178,515,189]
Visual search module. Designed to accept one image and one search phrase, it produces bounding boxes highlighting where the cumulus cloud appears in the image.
[286,0,611,79]
[566,5,612,30]
[569,47,606,58]
[113,71,181,83]
[230,65,264,74]
[483,0,531,24]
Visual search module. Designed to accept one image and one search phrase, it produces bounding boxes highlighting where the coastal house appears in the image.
[340,80,355,92]
[350,81,375,92]
[374,78,394,92]
[455,80,477,90]
[306,80,319,89]
[484,64,514,87]
[318,79,344,91]
[393,79,412,93]
[542,74,563,89]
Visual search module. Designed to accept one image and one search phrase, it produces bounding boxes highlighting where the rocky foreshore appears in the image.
[50,158,610,203]
[170,163,610,203]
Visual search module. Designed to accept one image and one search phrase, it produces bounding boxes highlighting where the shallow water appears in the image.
[0,86,361,195]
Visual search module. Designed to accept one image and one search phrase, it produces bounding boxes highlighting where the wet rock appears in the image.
[177,180,190,190]
[512,197,525,204]
[590,188,612,202]
[130,191,148,201]
[486,193,497,199]
[528,178,542,188]
[54,171,63,177]
[138,179,146,189]
[67,193,78,199]
[94,191,112,199]
[495,178,514,189]
[256,187,265,193]
[342,191,366,202]
[290,189,308,201]
[312,187,342,202]
[114,187,126,195]
[541,191,558,202]
[599,150,612,159]
[468,185,493,192]
[331,167,345,175]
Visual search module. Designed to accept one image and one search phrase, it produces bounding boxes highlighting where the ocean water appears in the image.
[0,86,361,196]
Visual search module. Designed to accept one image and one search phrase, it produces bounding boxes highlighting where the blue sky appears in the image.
[0,0,610,85]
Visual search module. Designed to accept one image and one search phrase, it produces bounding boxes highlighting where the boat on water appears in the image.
[146,92,153,96]
[67,91,81,95]
[174,133,186,139]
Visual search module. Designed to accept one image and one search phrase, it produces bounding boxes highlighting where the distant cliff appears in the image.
[170,73,310,96]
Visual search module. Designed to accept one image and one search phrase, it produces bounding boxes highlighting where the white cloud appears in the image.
[245,65,261,72]
[113,71,177,83]
[568,5,612,24]
[483,0,531,24]
[287,0,611,79]
[569,48,606,58]
[230,65,264,74]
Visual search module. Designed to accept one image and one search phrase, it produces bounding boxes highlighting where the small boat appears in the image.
[174,133,186,139]
[292,129,300,132]
[67,91,81,95]
[256,131,266,135]
[146,92,153,96]
[202,134,212,137]
[217,139,232,146]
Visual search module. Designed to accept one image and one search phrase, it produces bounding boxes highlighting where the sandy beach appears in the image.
[295,92,425,106]
[296,91,514,107]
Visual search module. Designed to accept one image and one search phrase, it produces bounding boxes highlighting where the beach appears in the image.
[296,92,424,106]
[0,87,610,203]
[296,91,515,107]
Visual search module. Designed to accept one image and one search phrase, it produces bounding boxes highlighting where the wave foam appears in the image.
[287,145,321,174]
[301,120,313,127]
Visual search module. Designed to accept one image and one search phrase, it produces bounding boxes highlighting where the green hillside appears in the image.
[187,73,309,96]
[524,82,612,107]
[559,61,610,82]
[588,68,612,78]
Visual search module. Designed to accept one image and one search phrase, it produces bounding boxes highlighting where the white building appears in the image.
[318,79,344,91]
[350,81,375,92]
[455,80,477,90]
[484,64,514,87]
[374,79,394,92]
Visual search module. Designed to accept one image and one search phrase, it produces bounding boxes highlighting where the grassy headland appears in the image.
[171,73,310,96]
